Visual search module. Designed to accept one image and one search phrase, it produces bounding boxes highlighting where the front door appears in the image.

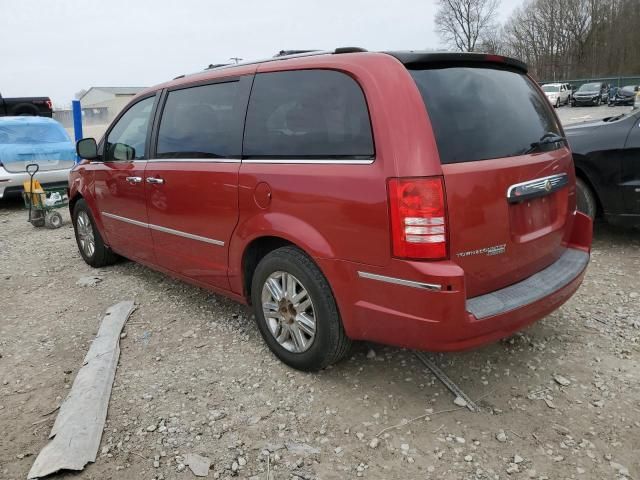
[622,114,640,213]
[145,77,250,290]
[93,95,156,263]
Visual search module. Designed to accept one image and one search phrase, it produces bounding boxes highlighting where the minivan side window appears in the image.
[156,81,240,159]
[243,70,374,159]
[105,96,155,162]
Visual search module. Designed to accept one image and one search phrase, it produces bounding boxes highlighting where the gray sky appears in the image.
[1,0,523,107]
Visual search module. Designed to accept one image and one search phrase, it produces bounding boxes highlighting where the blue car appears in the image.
[0,116,75,198]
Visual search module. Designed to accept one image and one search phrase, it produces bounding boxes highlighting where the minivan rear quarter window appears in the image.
[410,67,562,164]
[243,70,374,159]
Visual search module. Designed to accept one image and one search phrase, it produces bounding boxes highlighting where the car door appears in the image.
[145,76,252,290]
[622,113,640,213]
[92,94,157,263]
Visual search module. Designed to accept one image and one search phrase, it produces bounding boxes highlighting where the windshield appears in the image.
[622,85,637,93]
[578,83,600,92]
[0,123,69,144]
[410,66,562,164]
[542,85,560,92]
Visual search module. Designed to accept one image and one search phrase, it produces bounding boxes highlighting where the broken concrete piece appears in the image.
[76,276,102,287]
[184,453,211,477]
[27,301,136,479]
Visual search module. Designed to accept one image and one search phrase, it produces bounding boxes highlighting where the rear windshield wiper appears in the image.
[519,132,565,155]
[604,113,626,122]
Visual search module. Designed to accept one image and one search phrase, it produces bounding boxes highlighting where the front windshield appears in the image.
[542,85,560,92]
[578,83,600,92]
[0,123,69,144]
[622,85,637,92]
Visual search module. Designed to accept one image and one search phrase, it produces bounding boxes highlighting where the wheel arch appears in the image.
[574,162,602,215]
[229,213,337,300]
[240,236,296,303]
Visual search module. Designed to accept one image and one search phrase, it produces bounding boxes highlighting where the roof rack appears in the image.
[177,47,370,80]
[274,50,321,57]
[205,63,231,70]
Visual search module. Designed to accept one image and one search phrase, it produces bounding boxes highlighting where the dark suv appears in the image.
[572,82,609,106]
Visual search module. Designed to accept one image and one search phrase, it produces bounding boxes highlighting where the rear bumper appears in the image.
[0,167,70,198]
[319,212,592,352]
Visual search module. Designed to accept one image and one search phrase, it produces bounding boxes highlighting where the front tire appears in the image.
[72,199,119,267]
[576,178,597,219]
[251,246,351,371]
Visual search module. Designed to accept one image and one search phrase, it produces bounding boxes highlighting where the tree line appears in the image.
[436,0,640,81]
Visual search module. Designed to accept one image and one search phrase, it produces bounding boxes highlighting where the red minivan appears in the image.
[71,49,592,371]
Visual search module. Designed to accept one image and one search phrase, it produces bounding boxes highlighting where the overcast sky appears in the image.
[1,0,523,107]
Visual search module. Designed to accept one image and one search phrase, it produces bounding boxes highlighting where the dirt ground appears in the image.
[0,195,639,480]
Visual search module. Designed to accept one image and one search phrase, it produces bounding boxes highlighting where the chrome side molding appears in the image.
[101,212,225,246]
[357,271,441,291]
[506,173,568,203]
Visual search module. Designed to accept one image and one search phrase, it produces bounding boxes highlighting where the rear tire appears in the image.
[576,178,597,219]
[251,246,351,371]
[72,199,119,267]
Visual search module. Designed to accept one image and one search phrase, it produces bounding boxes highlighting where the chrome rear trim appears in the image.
[101,212,225,246]
[357,271,441,291]
[506,173,568,203]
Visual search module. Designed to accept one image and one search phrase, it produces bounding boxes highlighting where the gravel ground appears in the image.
[1,176,639,478]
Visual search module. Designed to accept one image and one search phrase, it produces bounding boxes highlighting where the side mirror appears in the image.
[76,138,98,160]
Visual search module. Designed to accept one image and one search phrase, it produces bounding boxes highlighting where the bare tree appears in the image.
[435,0,501,52]
[502,0,640,81]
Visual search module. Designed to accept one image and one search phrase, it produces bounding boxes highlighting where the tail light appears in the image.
[388,177,448,260]
[45,100,52,110]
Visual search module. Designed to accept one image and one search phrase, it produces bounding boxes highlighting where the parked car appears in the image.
[608,85,639,106]
[0,92,53,117]
[565,109,640,228]
[572,82,609,106]
[541,83,570,107]
[69,50,592,371]
[564,83,574,102]
[0,116,75,198]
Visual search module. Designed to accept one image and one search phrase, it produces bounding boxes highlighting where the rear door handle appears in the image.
[125,176,142,184]
[146,177,164,185]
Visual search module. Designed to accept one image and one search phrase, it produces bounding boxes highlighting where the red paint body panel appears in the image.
[92,160,155,263]
[144,161,240,291]
[317,210,591,351]
[68,51,593,355]
[441,148,576,297]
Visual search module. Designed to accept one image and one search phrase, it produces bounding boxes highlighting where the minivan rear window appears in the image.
[243,70,374,159]
[410,67,562,164]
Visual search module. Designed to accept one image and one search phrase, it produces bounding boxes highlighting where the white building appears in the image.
[79,87,146,124]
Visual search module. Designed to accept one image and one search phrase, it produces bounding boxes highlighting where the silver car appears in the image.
[0,116,75,198]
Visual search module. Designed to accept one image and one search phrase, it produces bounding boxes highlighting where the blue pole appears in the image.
[72,100,83,163]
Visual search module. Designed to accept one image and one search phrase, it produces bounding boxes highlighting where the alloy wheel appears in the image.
[261,271,317,353]
[76,211,96,258]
